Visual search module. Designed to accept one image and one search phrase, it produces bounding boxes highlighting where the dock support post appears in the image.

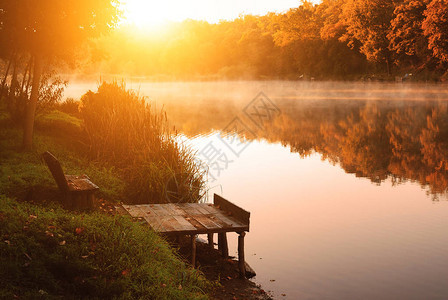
[207,233,214,248]
[238,232,246,278]
[190,234,196,267]
[218,232,228,258]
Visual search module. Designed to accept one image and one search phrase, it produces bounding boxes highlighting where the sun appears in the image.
[121,0,324,29]
[121,0,199,28]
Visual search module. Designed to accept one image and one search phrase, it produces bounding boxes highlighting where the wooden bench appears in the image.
[42,151,99,210]
[119,194,251,277]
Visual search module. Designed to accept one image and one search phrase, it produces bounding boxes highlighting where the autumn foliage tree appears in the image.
[341,0,396,74]
[422,0,448,64]
[388,0,431,67]
[0,0,120,149]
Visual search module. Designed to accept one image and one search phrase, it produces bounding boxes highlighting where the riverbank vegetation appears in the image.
[0,82,210,297]
[66,0,448,81]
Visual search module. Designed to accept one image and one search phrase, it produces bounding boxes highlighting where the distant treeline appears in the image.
[76,0,448,80]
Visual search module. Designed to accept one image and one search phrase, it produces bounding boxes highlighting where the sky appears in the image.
[123,0,318,27]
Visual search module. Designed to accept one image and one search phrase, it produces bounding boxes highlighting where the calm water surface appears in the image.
[67,81,448,299]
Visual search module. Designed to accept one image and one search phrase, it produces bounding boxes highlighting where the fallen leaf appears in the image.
[45,231,54,237]
[122,269,130,276]
[59,240,66,246]
[75,227,84,235]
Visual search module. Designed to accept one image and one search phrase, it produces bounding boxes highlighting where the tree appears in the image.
[342,0,395,74]
[422,0,448,64]
[0,0,120,149]
[388,0,431,67]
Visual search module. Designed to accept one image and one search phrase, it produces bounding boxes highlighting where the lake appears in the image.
[67,81,448,299]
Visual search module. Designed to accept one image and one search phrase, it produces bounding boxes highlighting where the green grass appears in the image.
[0,107,212,299]
[0,196,210,299]
[0,127,125,202]
[37,110,83,129]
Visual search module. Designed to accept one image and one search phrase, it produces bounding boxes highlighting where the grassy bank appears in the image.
[0,89,212,298]
[0,196,210,299]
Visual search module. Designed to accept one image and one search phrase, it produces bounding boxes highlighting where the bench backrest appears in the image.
[42,151,69,192]
[214,194,250,226]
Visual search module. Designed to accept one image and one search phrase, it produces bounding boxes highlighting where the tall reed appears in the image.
[79,81,205,204]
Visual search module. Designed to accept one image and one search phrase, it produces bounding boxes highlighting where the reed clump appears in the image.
[79,82,205,204]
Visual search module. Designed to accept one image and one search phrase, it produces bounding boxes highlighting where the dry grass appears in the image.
[79,81,206,204]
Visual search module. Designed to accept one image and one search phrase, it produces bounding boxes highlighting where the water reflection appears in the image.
[65,81,448,299]
[164,99,448,198]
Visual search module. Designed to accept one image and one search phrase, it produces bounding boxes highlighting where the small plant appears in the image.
[57,97,81,116]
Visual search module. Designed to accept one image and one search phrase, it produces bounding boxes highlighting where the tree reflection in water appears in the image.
[165,99,448,198]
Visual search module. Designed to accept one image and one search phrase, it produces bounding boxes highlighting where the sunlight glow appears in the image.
[122,0,320,28]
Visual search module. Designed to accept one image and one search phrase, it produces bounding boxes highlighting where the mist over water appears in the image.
[67,81,448,299]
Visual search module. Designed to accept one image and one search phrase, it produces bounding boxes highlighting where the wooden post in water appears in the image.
[190,235,196,267]
[238,232,246,278]
[218,232,228,258]
[207,233,214,248]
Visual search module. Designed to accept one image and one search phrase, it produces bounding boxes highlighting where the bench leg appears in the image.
[238,232,246,278]
[190,234,196,267]
[218,232,228,258]
[207,233,214,248]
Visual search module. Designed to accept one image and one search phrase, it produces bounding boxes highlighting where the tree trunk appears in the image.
[0,55,12,102]
[22,55,43,150]
[9,58,18,100]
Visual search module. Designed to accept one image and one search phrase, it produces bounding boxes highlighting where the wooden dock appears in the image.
[119,194,250,277]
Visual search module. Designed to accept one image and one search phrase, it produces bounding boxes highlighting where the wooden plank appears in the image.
[172,215,197,232]
[238,232,246,278]
[212,211,247,229]
[115,205,128,216]
[191,214,222,230]
[144,216,167,232]
[182,216,207,232]
[134,205,156,217]
[214,194,250,226]
[147,204,172,217]
[218,232,228,258]
[164,203,188,216]
[66,176,99,192]
[42,151,69,192]
[187,203,210,215]
[176,203,202,216]
[122,200,249,234]
[198,203,222,214]
[145,216,179,233]
[207,233,214,248]
[124,205,146,217]
[191,235,196,267]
